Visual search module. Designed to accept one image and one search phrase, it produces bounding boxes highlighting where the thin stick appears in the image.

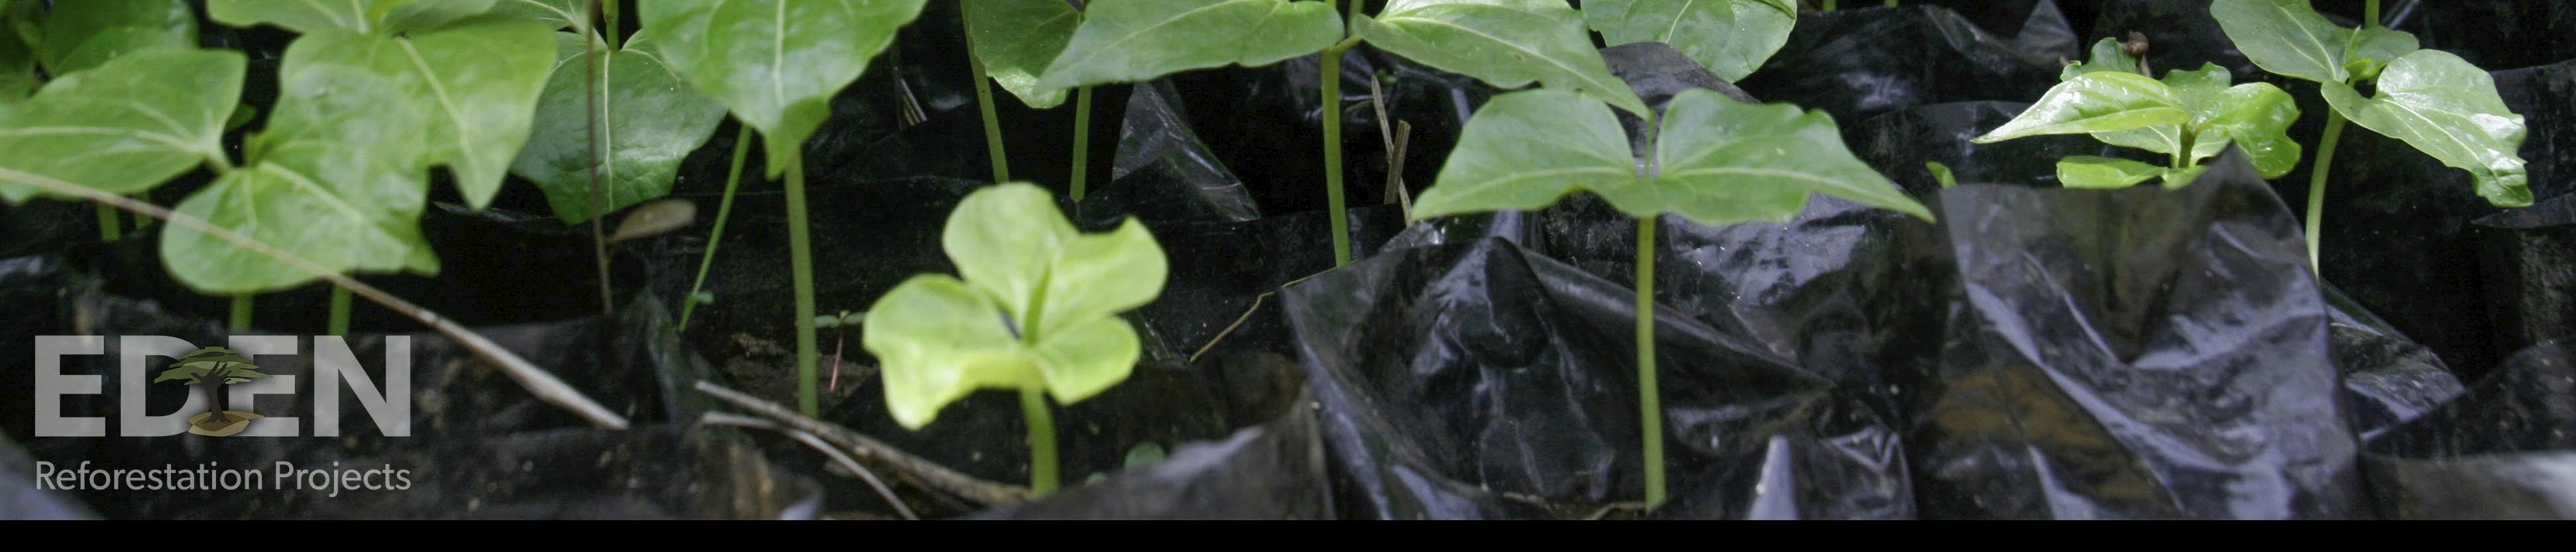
[0,168,630,429]
[1366,73,1411,218]
[700,412,918,520]
[678,125,755,329]
[1187,292,1273,364]
[693,380,1031,505]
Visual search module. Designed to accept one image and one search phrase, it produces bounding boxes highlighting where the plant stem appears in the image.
[1823,0,1836,11]
[2172,128,2197,170]
[95,203,121,241]
[2306,110,2347,272]
[2365,0,2380,28]
[1885,0,1896,7]
[964,3,1010,182]
[680,125,755,330]
[602,0,621,49]
[1636,217,1665,509]
[1319,0,1364,267]
[1070,85,1093,201]
[328,286,352,335]
[229,294,252,331]
[1020,386,1059,496]
[784,154,820,417]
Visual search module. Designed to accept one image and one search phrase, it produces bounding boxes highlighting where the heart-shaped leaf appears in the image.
[1356,0,1648,115]
[1974,71,2189,144]
[0,48,242,203]
[1581,0,1794,82]
[2323,50,2531,207]
[1037,0,1341,90]
[867,183,1165,429]
[968,0,1083,109]
[38,0,198,77]
[2210,0,2418,85]
[1412,88,1929,226]
[643,0,930,178]
[512,32,726,223]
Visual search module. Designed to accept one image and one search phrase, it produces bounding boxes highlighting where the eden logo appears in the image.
[32,335,411,437]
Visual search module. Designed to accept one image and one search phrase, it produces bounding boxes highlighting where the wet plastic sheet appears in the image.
[2324,284,2468,442]
[1283,238,1911,520]
[1736,5,2065,127]
[1157,48,1494,217]
[1845,101,2129,194]
[973,394,1331,520]
[2475,195,2576,363]
[1907,151,2365,520]
[2363,342,2576,520]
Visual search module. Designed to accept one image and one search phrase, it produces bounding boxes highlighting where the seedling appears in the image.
[963,0,1092,193]
[1970,37,2302,190]
[814,309,864,392]
[647,0,931,415]
[864,183,1168,496]
[1042,0,1651,267]
[2210,0,2531,268]
[1410,88,1931,508]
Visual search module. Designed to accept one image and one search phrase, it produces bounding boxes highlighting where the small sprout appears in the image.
[1926,162,1958,189]
[1123,442,1166,469]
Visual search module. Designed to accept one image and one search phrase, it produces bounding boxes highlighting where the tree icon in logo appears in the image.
[154,346,271,436]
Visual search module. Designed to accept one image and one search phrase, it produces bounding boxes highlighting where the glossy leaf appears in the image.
[1927,162,1957,188]
[867,183,1166,429]
[2056,156,2163,188]
[2060,38,2138,80]
[161,32,439,294]
[1357,0,1647,115]
[2323,50,2531,207]
[643,0,928,177]
[0,3,30,102]
[512,32,727,223]
[209,0,500,34]
[1036,0,1340,90]
[493,0,587,29]
[0,49,243,203]
[1972,72,2188,144]
[2090,64,2302,177]
[1583,0,1793,82]
[969,0,1082,109]
[288,21,554,209]
[1413,89,1929,226]
[38,0,198,76]
[2210,0,2418,84]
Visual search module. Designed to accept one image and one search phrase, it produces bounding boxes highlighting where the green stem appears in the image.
[1020,386,1059,495]
[1636,217,1664,509]
[2172,127,2197,170]
[1070,85,1093,201]
[784,154,820,416]
[95,203,121,241]
[601,0,621,49]
[229,294,252,331]
[327,286,352,336]
[1885,0,1897,7]
[679,125,756,330]
[1823,0,1836,11]
[964,4,1010,182]
[2306,110,2347,272]
[2365,0,2380,28]
[1319,0,1363,267]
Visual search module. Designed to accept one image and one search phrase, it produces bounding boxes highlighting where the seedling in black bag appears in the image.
[1972,37,2303,192]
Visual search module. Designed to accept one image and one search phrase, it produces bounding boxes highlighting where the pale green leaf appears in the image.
[1927,162,1957,188]
[2089,64,2302,177]
[2323,50,2530,207]
[2060,38,2139,80]
[1036,0,1341,90]
[1972,72,2188,144]
[0,3,30,102]
[1582,0,1794,82]
[512,31,727,223]
[868,183,1167,429]
[2210,0,2418,84]
[642,0,930,178]
[358,19,555,209]
[210,0,382,33]
[1415,89,1929,225]
[1357,0,1648,115]
[2056,156,2163,188]
[968,0,1082,109]
[492,0,587,29]
[38,0,198,76]
[0,49,242,203]
[378,0,504,33]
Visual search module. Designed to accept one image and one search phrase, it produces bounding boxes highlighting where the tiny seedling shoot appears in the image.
[1970,37,2302,190]
[864,183,1168,496]
[2210,0,2532,268]
[1410,88,1931,508]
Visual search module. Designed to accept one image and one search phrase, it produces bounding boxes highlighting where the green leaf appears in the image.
[162,34,440,294]
[2323,50,2531,207]
[1413,89,1929,225]
[866,183,1166,429]
[378,0,505,33]
[1036,0,1341,91]
[1971,72,2188,144]
[211,0,502,34]
[643,0,930,178]
[968,0,1082,109]
[2060,38,2139,80]
[1582,0,1795,82]
[176,347,251,364]
[2056,156,2163,188]
[0,49,243,203]
[154,365,210,384]
[512,32,726,223]
[2210,0,2418,84]
[1927,162,1957,188]
[2090,64,2302,177]
[0,4,31,103]
[492,0,587,29]
[37,0,198,77]
[373,19,556,209]
[1357,0,1648,115]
